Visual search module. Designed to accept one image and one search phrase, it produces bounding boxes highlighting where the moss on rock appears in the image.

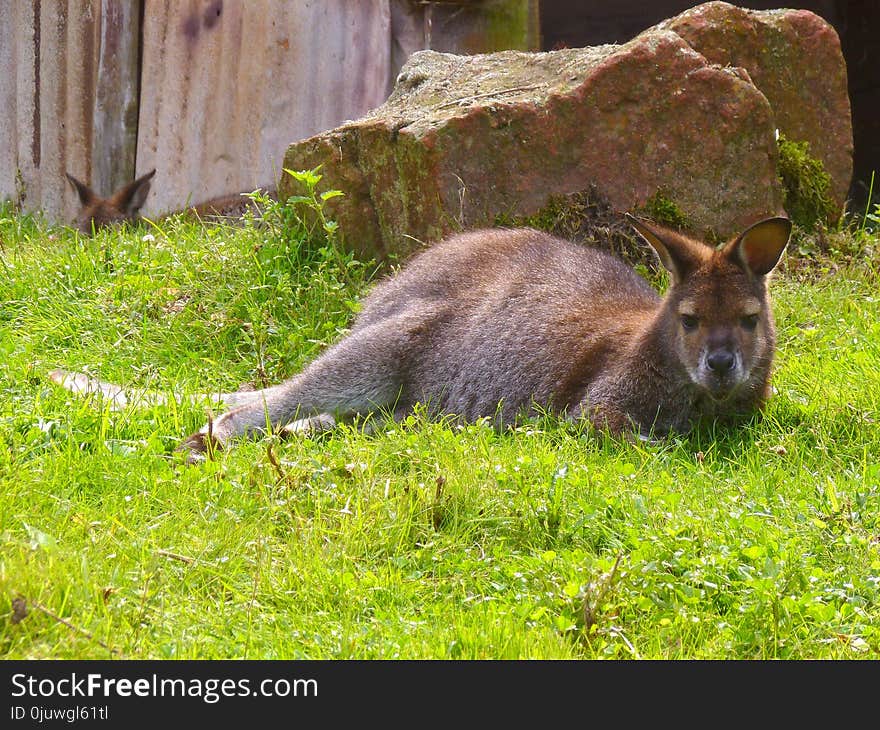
[493,187,653,267]
[639,190,691,230]
[777,132,837,231]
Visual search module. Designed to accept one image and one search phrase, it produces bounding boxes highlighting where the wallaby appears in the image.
[50,215,791,461]
[66,169,156,235]
[66,169,275,235]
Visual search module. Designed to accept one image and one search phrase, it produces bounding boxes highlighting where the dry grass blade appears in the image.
[156,549,195,565]
[582,553,623,636]
[16,595,120,656]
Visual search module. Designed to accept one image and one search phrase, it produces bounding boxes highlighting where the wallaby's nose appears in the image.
[706,350,735,374]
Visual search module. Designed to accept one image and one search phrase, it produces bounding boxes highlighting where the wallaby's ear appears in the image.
[724,217,791,276]
[65,172,96,206]
[625,213,703,283]
[109,168,156,216]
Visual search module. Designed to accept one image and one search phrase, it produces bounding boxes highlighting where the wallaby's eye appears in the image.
[680,314,699,331]
[740,314,759,330]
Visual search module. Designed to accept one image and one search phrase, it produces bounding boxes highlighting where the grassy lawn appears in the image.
[1,195,878,660]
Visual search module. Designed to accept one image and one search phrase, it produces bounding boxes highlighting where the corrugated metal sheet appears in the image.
[0,0,139,221]
[0,0,29,210]
[91,0,141,199]
[136,0,392,217]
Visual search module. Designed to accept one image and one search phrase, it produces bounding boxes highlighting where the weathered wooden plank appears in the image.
[91,0,140,198]
[0,0,37,209]
[137,0,392,217]
[43,0,99,221]
[0,0,15,204]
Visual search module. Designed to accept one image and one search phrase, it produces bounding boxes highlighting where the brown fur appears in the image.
[66,169,156,235]
[50,215,791,461]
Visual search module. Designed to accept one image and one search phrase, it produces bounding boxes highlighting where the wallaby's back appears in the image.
[351,228,660,422]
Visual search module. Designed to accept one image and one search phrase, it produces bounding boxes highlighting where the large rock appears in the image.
[280,3,851,260]
[658,1,852,213]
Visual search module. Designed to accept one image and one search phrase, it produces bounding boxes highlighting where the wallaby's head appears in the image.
[627,214,791,403]
[65,169,156,235]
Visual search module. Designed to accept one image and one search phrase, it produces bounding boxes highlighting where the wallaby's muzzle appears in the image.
[697,344,745,400]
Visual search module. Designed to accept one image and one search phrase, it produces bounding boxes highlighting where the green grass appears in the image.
[1,198,879,660]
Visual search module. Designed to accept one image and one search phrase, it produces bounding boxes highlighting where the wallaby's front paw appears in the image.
[280,413,337,437]
[177,431,221,464]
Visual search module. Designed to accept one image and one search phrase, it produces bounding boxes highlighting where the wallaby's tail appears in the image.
[48,369,261,410]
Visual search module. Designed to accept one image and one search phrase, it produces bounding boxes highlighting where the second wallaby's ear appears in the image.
[65,172,96,206]
[625,213,704,282]
[110,168,156,216]
[724,217,791,276]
